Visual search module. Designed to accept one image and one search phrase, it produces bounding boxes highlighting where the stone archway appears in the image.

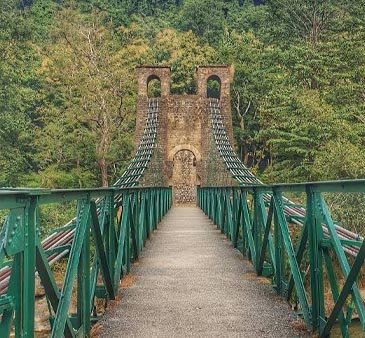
[168,144,202,162]
[171,149,197,205]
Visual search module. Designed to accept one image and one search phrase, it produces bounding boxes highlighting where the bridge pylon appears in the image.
[135,65,237,204]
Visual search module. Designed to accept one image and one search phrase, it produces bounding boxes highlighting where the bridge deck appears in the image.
[99,207,307,337]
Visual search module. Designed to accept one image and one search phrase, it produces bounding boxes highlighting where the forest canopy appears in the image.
[1,0,365,188]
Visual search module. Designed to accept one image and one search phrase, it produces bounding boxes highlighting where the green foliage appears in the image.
[0,0,40,186]
[28,0,59,41]
[329,193,365,237]
[148,79,162,98]
[217,31,268,168]
[207,78,221,99]
[312,140,365,180]
[264,0,346,49]
[150,28,216,94]
[259,89,342,182]
[177,0,224,45]
[39,202,76,237]
[0,0,364,195]
[37,8,144,187]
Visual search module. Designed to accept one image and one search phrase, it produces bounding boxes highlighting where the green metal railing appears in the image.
[198,181,365,337]
[0,186,172,337]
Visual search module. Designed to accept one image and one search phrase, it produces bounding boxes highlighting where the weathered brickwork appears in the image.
[135,65,237,204]
[172,150,197,204]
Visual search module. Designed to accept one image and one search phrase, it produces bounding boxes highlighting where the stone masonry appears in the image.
[136,65,237,204]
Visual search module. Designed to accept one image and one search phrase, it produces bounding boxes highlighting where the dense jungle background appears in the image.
[1,0,365,189]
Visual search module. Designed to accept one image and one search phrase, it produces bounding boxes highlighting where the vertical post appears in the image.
[159,189,162,222]
[13,252,22,338]
[125,198,131,274]
[143,191,149,240]
[129,192,138,261]
[138,191,146,252]
[196,187,200,208]
[206,188,209,213]
[148,190,153,228]
[3,251,20,337]
[108,192,116,291]
[306,187,325,331]
[77,212,91,336]
[231,188,238,248]
[214,190,219,226]
[22,196,37,337]
[221,190,227,235]
[253,188,262,270]
[239,190,246,254]
[155,190,159,228]
[134,191,140,255]
[219,191,224,233]
[273,199,283,295]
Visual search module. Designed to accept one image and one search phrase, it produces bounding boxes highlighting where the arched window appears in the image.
[147,75,161,98]
[207,75,221,99]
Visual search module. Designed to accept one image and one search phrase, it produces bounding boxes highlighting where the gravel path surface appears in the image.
[99,207,308,338]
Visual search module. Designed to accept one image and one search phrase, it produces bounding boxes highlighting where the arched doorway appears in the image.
[147,75,161,98]
[172,150,197,205]
[207,75,221,99]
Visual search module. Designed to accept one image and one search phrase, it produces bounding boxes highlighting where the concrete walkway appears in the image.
[99,207,307,338]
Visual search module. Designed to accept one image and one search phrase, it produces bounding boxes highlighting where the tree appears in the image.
[152,28,216,94]
[217,30,270,167]
[38,8,147,187]
[265,0,340,46]
[0,0,40,187]
[177,0,224,45]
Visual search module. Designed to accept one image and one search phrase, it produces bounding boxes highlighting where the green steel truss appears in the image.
[207,100,364,336]
[198,182,365,337]
[0,187,172,337]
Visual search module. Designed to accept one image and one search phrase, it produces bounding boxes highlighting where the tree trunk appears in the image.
[98,158,108,187]
[243,143,250,166]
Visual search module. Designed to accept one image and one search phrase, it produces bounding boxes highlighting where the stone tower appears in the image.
[135,65,236,204]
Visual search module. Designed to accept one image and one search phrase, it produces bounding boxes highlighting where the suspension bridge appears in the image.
[0,65,364,337]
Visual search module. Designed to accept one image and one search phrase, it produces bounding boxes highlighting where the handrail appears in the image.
[197,181,365,337]
[205,179,365,192]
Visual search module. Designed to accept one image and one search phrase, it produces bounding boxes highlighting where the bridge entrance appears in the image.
[172,149,197,205]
